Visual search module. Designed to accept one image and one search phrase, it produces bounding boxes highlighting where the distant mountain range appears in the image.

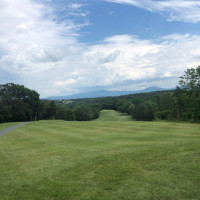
[46,86,171,100]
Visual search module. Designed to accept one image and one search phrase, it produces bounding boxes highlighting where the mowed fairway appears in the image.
[0,111,200,200]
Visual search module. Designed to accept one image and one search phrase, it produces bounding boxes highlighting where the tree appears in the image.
[39,100,56,119]
[46,101,56,119]
[178,66,200,122]
[158,92,174,111]
[74,106,100,121]
[131,101,154,121]
[179,66,200,92]
[55,105,74,121]
[0,83,40,122]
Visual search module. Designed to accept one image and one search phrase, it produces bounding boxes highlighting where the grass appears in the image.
[0,110,200,200]
[0,122,22,131]
[97,110,132,121]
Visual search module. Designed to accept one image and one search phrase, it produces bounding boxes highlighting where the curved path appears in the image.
[0,122,32,137]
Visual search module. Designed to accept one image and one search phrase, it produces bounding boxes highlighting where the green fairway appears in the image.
[0,112,200,200]
[97,110,132,121]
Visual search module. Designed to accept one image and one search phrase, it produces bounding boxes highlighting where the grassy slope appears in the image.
[0,111,200,200]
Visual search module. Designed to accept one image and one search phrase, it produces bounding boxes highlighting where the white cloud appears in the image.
[55,79,77,87]
[67,3,89,17]
[0,0,87,96]
[77,33,200,92]
[104,0,200,23]
[0,0,200,98]
[69,3,84,9]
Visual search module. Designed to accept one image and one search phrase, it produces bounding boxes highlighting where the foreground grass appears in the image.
[0,115,200,199]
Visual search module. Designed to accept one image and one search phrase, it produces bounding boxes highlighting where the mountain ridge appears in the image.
[46,86,170,100]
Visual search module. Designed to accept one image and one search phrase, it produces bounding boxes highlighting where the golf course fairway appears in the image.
[0,110,200,200]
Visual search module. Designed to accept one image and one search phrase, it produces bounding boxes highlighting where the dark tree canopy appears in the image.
[0,83,40,122]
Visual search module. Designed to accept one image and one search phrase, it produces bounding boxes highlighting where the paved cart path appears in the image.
[0,122,32,137]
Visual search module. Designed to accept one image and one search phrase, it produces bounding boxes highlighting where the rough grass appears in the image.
[0,122,22,131]
[0,111,200,200]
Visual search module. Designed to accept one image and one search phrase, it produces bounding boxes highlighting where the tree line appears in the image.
[0,83,99,122]
[64,66,200,122]
[0,66,199,123]
[39,101,100,121]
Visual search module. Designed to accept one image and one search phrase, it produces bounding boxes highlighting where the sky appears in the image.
[0,0,200,97]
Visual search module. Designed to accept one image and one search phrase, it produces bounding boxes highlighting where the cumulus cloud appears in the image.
[0,0,86,96]
[0,0,200,97]
[104,0,200,23]
[81,34,200,89]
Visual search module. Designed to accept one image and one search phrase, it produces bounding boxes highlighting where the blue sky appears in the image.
[0,0,200,97]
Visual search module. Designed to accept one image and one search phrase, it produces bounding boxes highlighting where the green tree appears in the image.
[55,105,74,121]
[46,101,56,119]
[131,102,154,121]
[155,92,175,120]
[179,66,200,91]
[177,66,200,122]
[0,83,40,122]
[74,106,99,121]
